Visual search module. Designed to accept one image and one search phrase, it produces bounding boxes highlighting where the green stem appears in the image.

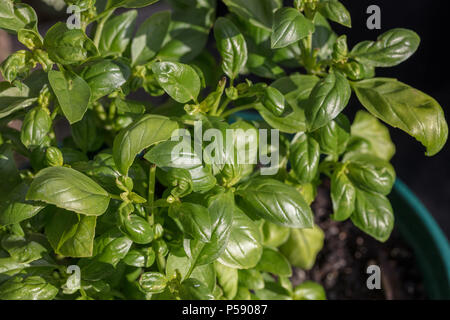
[147,164,156,218]
[108,193,122,200]
[93,9,114,47]
[221,104,255,118]
[215,97,231,116]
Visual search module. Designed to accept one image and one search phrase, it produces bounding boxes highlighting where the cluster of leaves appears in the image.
[0,0,447,300]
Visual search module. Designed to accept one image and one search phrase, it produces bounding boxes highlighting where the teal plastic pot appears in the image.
[234,111,450,299]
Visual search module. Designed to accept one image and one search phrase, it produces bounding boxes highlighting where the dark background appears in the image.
[6,0,450,238]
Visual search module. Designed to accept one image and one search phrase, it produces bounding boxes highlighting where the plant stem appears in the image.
[93,9,114,47]
[221,104,255,118]
[147,164,156,218]
[108,193,122,200]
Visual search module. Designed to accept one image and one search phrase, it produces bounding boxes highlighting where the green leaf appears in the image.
[45,209,96,257]
[351,111,395,161]
[330,164,356,221]
[99,10,137,56]
[257,74,319,133]
[346,153,396,196]
[71,110,101,153]
[145,140,216,193]
[261,222,290,248]
[0,183,45,226]
[43,22,98,65]
[289,133,320,183]
[306,71,351,132]
[318,0,351,28]
[352,78,448,156]
[139,272,167,293]
[312,12,337,60]
[351,29,420,67]
[261,86,285,116]
[26,166,110,216]
[0,70,48,119]
[214,262,238,299]
[80,59,131,101]
[214,17,248,80]
[120,215,154,244]
[179,278,214,300]
[94,234,133,266]
[238,269,264,290]
[0,276,58,300]
[170,203,212,242]
[0,144,21,199]
[131,11,171,65]
[222,0,279,30]
[0,1,37,33]
[113,114,178,175]
[20,107,52,149]
[280,225,324,270]
[293,281,326,300]
[218,207,262,269]
[165,252,216,292]
[152,61,201,103]
[256,247,291,277]
[312,114,350,158]
[237,178,313,228]
[351,189,394,242]
[48,70,91,124]
[1,234,47,263]
[271,7,314,49]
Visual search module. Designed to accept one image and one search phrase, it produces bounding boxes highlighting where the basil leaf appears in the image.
[218,206,262,269]
[170,203,212,242]
[351,111,395,161]
[330,164,356,221]
[0,1,37,33]
[120,215,154,244]
[293,281,326,300]
[257,74,319,133]
[238,269,264,290]
[280,225,324,270]
[80,59,131,101]
[0,144,21,199]
[351,189,394,242]
[99,10,137,56]
[1,234,47,263]
[179,278,214,300]
[312,12,337,60]
[131,11,171,65]
[0,183,45,226]
[237,178,313,228]
[0,70,48,119]
[312,114,350,158]
[145,140,216,193]
[124,248,155,268]
[139,272,167,293]
[45,209,96,257]
[256,247,291,277]
[26,166,110,216]
[352,78,448,156]
[20,107,52,149]
[261,222,290,248]
[113,114,178,175]
[346,154,396,196]
[306,71,351,132]
[44,22,98,65]
[48,70,91,124]
[214,17,248,80]
[261,86,285,116]
[214,262,238,300]
[350,29,420,67]
[0,276,58,300]
[317,0,351,28]
[289,134,320,183]
[152,61,201,103]
[222,0,278,30]
[71,110,101,153]
[271,7,314,49]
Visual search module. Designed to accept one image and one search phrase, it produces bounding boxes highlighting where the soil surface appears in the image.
[291,181,427,300]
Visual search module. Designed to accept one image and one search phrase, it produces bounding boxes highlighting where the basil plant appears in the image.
[0,0,447,300]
